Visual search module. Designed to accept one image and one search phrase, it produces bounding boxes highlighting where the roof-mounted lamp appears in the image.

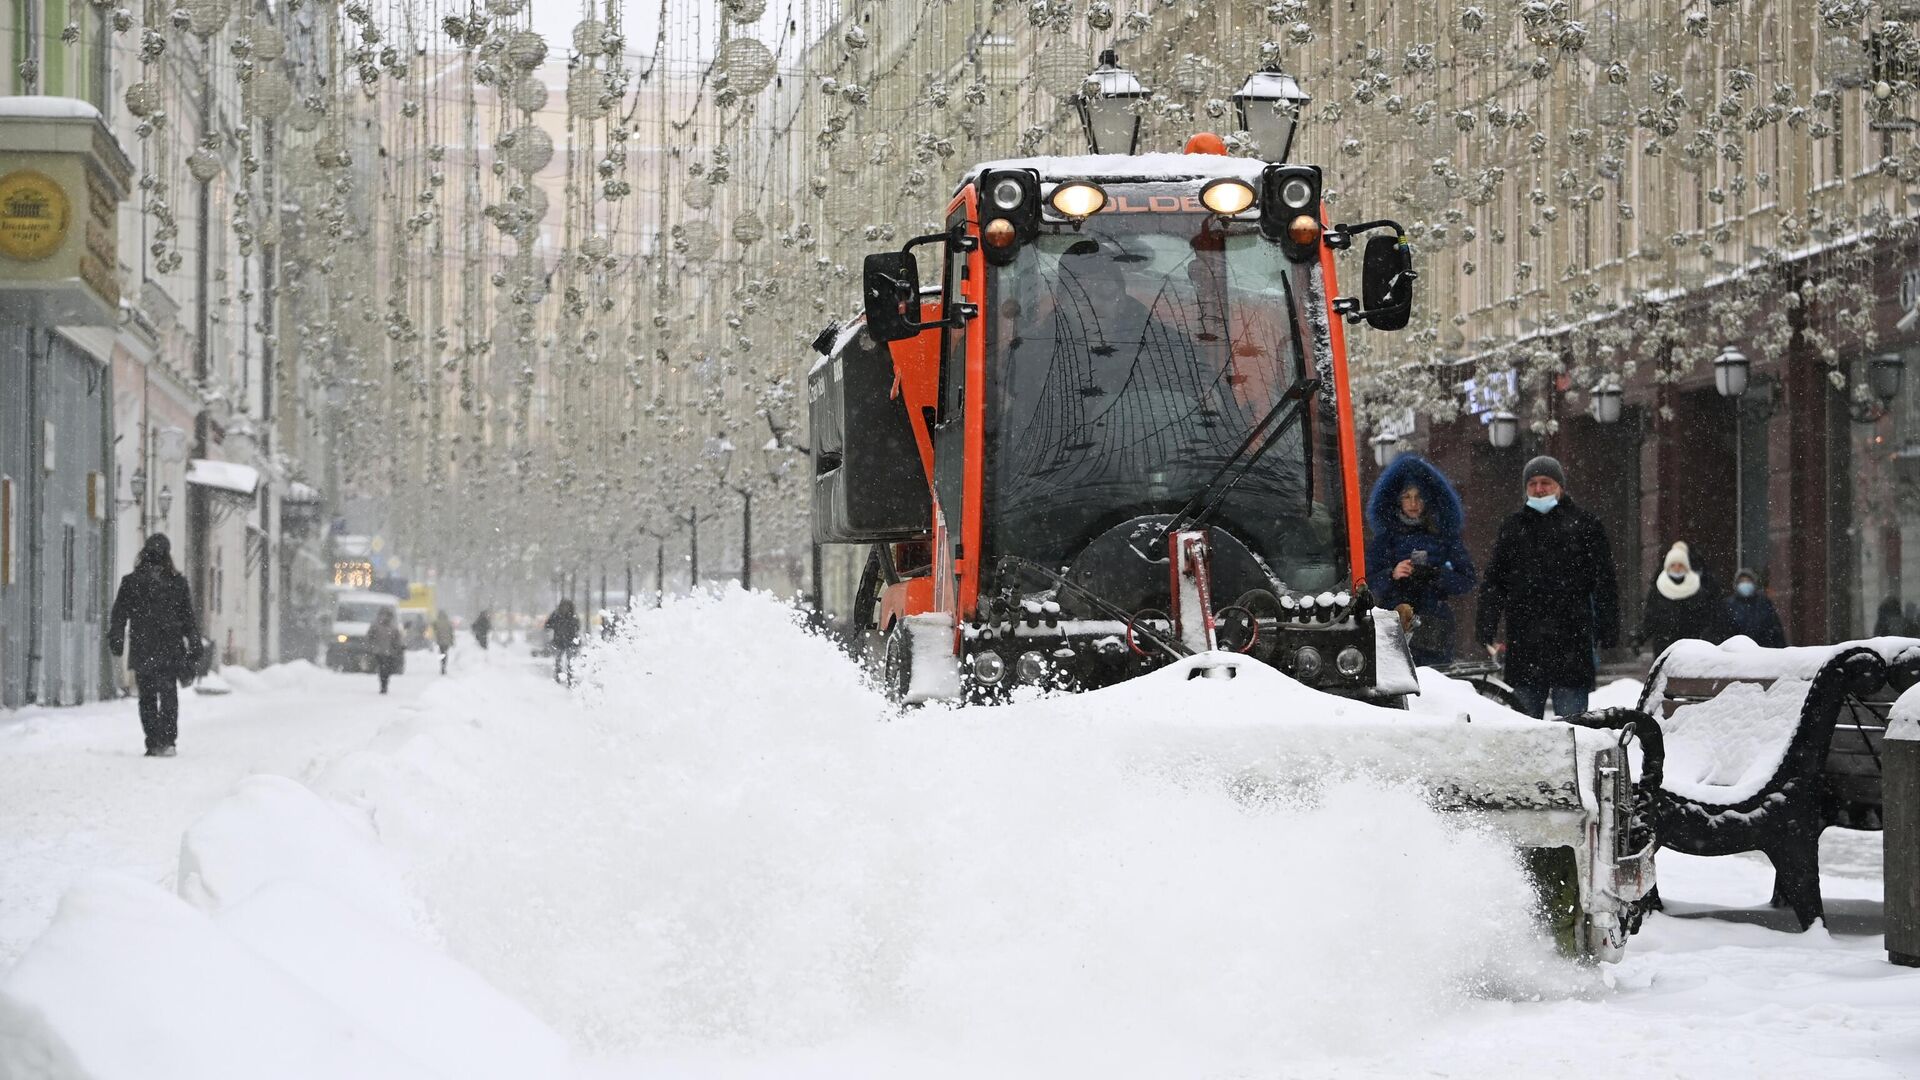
[1232,64,1311,163]
[1076,49,1148,155]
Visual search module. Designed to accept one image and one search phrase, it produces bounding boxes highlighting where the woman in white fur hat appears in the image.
[1632,540,1731,657]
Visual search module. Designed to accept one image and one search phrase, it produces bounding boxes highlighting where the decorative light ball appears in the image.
[715,37,775,95]
[1036,40,1087,99]
[683,180,712,209]
[184,0,230,37]
[514,79,548,112]
[251,24,285,61]
[572,19,606,55]
[506,31,547,69]
[186,147,222,183]
[844,26,868,50]
[244,68,292,117]
[731,211,764,245]
[566,67,610,118]
[580,234,612,259]
[313,132,349,169]
[485,0,523,15]
[722,0,766,22]
[288,99,325,132]
[124,81,162,117]
[502,124,554,173]
[1174,52,1215,95]
[681,220,717,259]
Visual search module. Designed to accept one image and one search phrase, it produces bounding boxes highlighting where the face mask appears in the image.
[1668,571,1687,582]
[1737,581,1756,598]
[1526,494,1558,514]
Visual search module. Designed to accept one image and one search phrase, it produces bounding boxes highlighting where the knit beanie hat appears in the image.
[1522,455,1566,488]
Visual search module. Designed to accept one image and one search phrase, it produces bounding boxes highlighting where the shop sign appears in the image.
[1463,369,1518,419]
[0,170,71,262]
[1902,266,1920,315]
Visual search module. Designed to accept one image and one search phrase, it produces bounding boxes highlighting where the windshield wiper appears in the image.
[1145,375,1319,554]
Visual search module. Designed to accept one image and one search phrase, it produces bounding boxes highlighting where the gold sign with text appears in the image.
[0,170,72,262]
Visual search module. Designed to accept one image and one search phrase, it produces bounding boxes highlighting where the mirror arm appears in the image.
[1330,274,1419,324]
[1324,217,1406,251]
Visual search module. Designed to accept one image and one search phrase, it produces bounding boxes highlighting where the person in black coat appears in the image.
[1475,456,1621,719]
[1365,453,1478,667]
[1726,568,1788,648]
[1633,541,1731,656]
[107,534,202,757]
[471,609,492,650]
[545,599,581,685]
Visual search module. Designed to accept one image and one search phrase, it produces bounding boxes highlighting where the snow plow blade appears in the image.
[1046,654,1658,961]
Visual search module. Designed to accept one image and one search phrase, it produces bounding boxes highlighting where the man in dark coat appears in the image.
[545,599,581,686]
[1365,453,1478,667]
[107,534,202,757]
[1726,568,1788,648]
[471,609,492,650]
[1475,456,1620,719]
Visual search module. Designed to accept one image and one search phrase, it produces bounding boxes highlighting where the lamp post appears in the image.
[1232,64,1311,163]
[1370,431,1399,468]
[1870,352,1907,405]
[1591,384,1623,424]
[1076,49,1149,155]
[1714,344,1750,399]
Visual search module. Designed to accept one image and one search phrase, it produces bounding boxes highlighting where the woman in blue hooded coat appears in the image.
[1366,454,1478,666]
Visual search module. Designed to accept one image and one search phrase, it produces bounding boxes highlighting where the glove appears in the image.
[1395,603,1416,633]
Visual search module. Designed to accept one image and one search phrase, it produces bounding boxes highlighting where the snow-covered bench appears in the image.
[1637,637,1920,929]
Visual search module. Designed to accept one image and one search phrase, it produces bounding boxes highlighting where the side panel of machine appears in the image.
[809,324,934,543]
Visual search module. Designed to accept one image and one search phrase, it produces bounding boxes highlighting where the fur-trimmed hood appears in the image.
[1367,453,1465,538]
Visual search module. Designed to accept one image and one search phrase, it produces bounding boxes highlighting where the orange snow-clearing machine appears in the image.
[810,144,1418,706]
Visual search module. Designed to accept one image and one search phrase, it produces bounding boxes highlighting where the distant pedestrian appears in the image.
[107,534,202,757]
[367,608,405,694]
[1476,455,1621,719]
[1726,568,1788,648]
[1365,454,1478,667]
[432,610,455,674]
[545,599,581,686]
[471,610,492,650]
[1633,541,1731,656]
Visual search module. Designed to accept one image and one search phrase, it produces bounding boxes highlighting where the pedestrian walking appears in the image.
[1365,453,1478,667]
[1726,568,1788,648]
[471,609,492,650]
[432,610,455,674]
[1633,541,1731,657]
[367,608,405,694]
[1475,455,1621,719]
[107,534,202,757]
[545,599,581,686]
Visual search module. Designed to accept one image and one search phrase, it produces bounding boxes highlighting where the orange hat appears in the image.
[1184,132,1228,156]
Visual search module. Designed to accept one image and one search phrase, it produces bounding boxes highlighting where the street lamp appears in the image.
[1591,384,1624,425]
[1076,49,1148,155]
[1232,64,1311,163]
[1870,352,1906,404]
[1487,411,1519,449]
[1370,431,1399,468]
[157,484,173,519]
[1714,344,1750,399]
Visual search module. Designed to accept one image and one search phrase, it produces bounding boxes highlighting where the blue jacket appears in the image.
[1365,455,1477,655]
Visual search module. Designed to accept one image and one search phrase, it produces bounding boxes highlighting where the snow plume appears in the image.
[325,588,1583,1076]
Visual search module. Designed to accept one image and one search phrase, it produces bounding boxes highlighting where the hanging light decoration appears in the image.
[732,211,765,246]
[716,37,776,96]
[1037,40,1089,99]
[501,125,554,174]
[182,0,230,38]
[567,67,611,118]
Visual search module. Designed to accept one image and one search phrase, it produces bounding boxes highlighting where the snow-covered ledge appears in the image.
[0,96,133,327]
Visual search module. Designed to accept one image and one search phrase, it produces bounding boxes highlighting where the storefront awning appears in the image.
[185,458,260,497]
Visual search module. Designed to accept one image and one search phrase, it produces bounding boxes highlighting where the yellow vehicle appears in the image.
[397,583,436,651]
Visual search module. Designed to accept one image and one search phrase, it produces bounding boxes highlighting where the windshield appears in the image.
[336,602,391,624]
[984,208,1346,591]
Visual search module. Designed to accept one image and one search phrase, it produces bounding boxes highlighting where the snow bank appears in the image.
[1890,683,1920,741]
[217,660,330,696]
[177,774,427,937]
[0,873,438,1080]
[316,588,1588,1075]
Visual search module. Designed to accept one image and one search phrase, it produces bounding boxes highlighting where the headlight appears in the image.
[1280,176,1313,209]
[991,177,1026,211]
[1294,646,1323,680]
[1336,646,1366,677]
[1048,180,1107,219]
[1200,177,1257,216]
[972,651,1007,684]
[337,634,349,643]
[1015,650,1048,683]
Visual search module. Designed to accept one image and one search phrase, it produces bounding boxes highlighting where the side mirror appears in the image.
[862,251,922,343]
[1360,235,1414,331]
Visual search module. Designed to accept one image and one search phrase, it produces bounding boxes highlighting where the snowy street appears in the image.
[2,592,1917,1079]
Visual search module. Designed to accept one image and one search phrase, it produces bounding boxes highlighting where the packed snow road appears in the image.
[1,591,1916,1079]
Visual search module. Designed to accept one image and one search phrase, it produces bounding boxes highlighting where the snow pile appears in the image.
[217,660,331,696]
[1890,683,1920,742]
[0,775,569,1079]
[312,588,1586,1075]
[1659,679,1811,804]
[1659,635,1920,682]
